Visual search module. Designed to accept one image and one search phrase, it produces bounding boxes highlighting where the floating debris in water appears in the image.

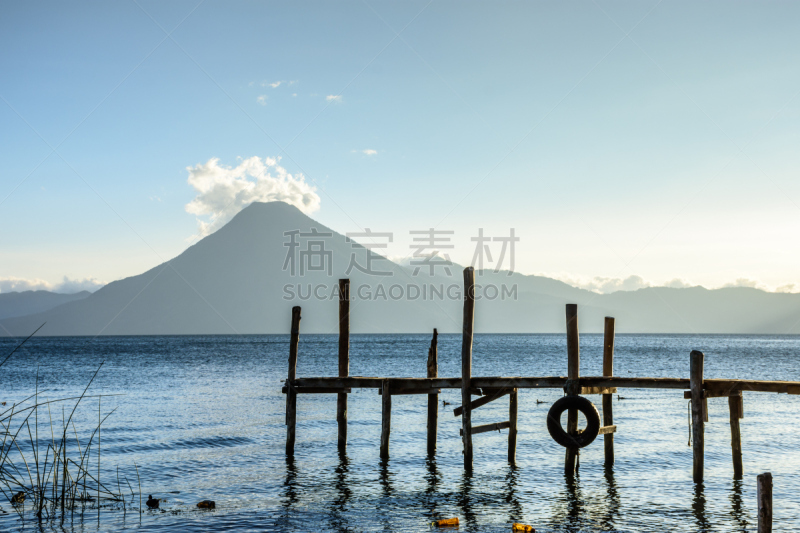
[197,500,216,509]
[512,524,535,532]
[10,492,25,504]
[431,517,458,527]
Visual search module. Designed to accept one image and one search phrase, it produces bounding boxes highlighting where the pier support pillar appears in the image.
[603,316,615,466]
[565,304,580,475]
[338,280,350,454]
[286,306,301,456]
[758,472,772,532]
[729,391,743,477]
[461,267,475,470]
[690,350,705,483]
[427,329,439,456]
[508,388,518,464]
[380,379,391,461]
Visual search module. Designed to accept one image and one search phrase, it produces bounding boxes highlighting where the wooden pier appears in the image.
[283,267,800,482]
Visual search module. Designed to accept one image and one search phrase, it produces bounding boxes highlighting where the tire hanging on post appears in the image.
[546,395,601,449]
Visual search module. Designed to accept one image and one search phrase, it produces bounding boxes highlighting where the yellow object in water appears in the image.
[512,524,535,532]
[431,517,459,527]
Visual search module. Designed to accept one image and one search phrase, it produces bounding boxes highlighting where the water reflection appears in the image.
[729,478,748,531]
[279,456,298,531]
[458,470,478,529]
[424,457,441,521]
[504,465,523,523]
[328,454,352,532]
[692,482,710,532]
[379,459,393,498]
[378,460,394,531]
[601,465,620,530]
[547,470,585,531]
[564,471,584,528]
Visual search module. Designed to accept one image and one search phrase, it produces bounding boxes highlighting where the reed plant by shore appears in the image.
[0,331,139,524]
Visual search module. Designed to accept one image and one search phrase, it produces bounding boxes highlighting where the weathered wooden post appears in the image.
[758,472,772,533]
[690,350,705,483]
[286,306,301,456]
[508,388,518,464]
[461,267,475,470]
[380,379,391,461]
[565,303,580,475]
[729,391,743,478]
[338,279,350,454]
[603,316,615,466]
[427,329,438,456]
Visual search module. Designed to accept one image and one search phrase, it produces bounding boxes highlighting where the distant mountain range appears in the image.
[2,201,800,335]
[0,290,90,321]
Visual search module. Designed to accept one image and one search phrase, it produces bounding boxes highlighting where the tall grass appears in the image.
[1,332,138,523]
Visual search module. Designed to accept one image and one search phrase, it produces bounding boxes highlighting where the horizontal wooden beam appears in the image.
[581,387,617,395]
[459,420,511,436]
[580,377,690,389]
[453,388,511,417]
[704,379,800,394]
[379,388,441,395]
[472,377,568,389]
[293,376,571,390]
[683,389,743,399]
[598,425,617,435]
[282,386,351,394]
[290,376,800,393]
[294,377,463,390]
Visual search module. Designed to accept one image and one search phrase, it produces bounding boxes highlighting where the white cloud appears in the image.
[550,274,651,294]
[722,277,764,290]
[550,273,799,294]
[665,278,694,289]
[55,277,106,293]
[257,95,268,106]
[185,156,321,236]
[362,149,377,155]
[0,276,105,294]
[0,277,51,293]
[326,95,342,102]
[577,275,650,293]
[267,80,283,88]
[292,93,297,97]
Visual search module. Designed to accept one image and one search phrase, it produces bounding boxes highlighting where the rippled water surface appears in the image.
[2,334,800,532]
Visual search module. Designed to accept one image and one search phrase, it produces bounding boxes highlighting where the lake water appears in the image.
[2,334,800,532]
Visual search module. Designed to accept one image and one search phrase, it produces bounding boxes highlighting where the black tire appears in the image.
[546,395,601,449]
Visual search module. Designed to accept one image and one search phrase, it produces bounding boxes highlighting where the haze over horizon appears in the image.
[0,197,791,297]
[3,2,800,298]
[4,200,800,336]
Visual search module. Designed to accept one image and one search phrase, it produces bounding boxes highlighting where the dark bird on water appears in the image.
[146,495,159,509]
[10,491,25,504]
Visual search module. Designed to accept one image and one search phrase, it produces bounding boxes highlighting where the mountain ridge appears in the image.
[0,290,91,321]
[2,201,799,335]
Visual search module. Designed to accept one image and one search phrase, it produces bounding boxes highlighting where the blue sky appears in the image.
[2,1,800,293]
